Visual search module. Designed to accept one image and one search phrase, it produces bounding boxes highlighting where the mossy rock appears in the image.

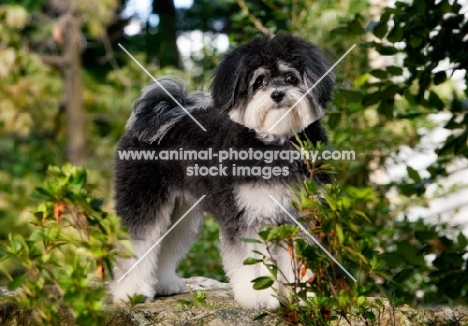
[1,278,467,325]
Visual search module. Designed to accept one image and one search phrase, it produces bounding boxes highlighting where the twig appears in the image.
[41,55,68,69]
[235,0,274,38]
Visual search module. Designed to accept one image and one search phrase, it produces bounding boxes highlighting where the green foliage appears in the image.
[127,294,146,307]
[177,290,216,309]
[365,0,468,176]
[245,164,383,324]
[0,164,130,325]
[379,218,468,304]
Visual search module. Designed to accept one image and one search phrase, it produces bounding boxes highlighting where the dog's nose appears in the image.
[271,90,285,102]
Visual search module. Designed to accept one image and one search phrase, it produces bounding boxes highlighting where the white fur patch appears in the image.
[111,194,203,302]
[229,88,322,138]
[221,227,302,309]
[227,184,310,307]
[221,229,280,309]
[233,184,295,226]
[125,110,137,130]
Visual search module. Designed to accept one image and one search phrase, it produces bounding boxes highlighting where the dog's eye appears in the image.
[254,76,267,88]
[285,75,298,85]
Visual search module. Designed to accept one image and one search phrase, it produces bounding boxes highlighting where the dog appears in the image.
[111,34,335,309]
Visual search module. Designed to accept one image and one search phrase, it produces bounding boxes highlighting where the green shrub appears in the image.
[246,183,382,324]
[0,164,130,325]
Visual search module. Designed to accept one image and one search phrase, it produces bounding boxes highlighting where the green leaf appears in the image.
[252,276,274,290]
[381,252,405,267]
[373,21,388,38]
[128,294,146,306]
[428,91,444,111]
[29,229,45,242]
[253,312,268,320]
[434,71,447,85]
[243,257,262,265]
[369,69,388,79]
[387,24,403,42]
[257,229,271,241]
[457,232,468,248]
[72,168,87,185]
[407,166,421,183]
[347,16,364,35]
[8,274,27,290]
[396,241,425,267]
[409,36,423,48]
[321,218,334,233]
[377,98,395,119]
[414,230,436,241]
[340,90,363,102]
[375,44,398,55]
[433,252,465,270]
[356,296,366,306]
[32,187,55,201]
[365,310,376,320]
[328,113,341,130]
[362,92,381,106]
[241,237,262,244]
[386,66,403,76]
[336,224,344,244]
[381,85,401,99]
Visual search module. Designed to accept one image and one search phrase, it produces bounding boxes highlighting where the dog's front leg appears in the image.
[220,229,280,310]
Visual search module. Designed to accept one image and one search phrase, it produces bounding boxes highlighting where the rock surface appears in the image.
[1,277,467,325]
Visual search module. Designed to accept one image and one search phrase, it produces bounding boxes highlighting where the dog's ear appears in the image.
[299,42,335,109]
[211,35,271,113]
[211,45,248,112]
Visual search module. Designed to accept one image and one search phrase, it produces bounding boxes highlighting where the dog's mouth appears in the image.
[229,87,319,139]
[271,102,289,110]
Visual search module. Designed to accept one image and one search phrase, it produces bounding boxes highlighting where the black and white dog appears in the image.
[111,34,334,309]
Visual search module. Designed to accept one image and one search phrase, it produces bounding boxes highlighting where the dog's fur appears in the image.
[111,34,334,309]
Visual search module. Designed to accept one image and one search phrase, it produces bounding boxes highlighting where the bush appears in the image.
[246,156,383,324]
[0,164,130,325]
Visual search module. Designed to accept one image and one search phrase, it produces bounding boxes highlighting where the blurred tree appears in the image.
[0,0,130,241]
[149,0,180,67]
[178,0,237,35]
[42,2,86,164]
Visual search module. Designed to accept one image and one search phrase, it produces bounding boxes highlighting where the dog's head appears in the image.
[211,34,335,139]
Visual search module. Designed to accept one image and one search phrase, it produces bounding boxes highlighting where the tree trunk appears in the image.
[148,0,180,68]
[63,17,86,165]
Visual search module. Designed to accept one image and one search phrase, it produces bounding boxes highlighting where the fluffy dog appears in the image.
[111,34,334,309]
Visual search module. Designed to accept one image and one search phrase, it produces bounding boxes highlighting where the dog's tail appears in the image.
[125,76,188,144]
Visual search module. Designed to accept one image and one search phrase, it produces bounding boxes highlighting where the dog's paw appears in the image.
[110,279,156,304]
[155,276,186,296]
[254,291,280,310]
[232,281,280,310]
[235,289,280,310]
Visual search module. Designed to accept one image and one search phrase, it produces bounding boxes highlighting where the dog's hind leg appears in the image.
[154,197,204,296]
[111,199,176,303]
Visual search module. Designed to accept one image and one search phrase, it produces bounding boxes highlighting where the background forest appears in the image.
[0,0,468,321]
